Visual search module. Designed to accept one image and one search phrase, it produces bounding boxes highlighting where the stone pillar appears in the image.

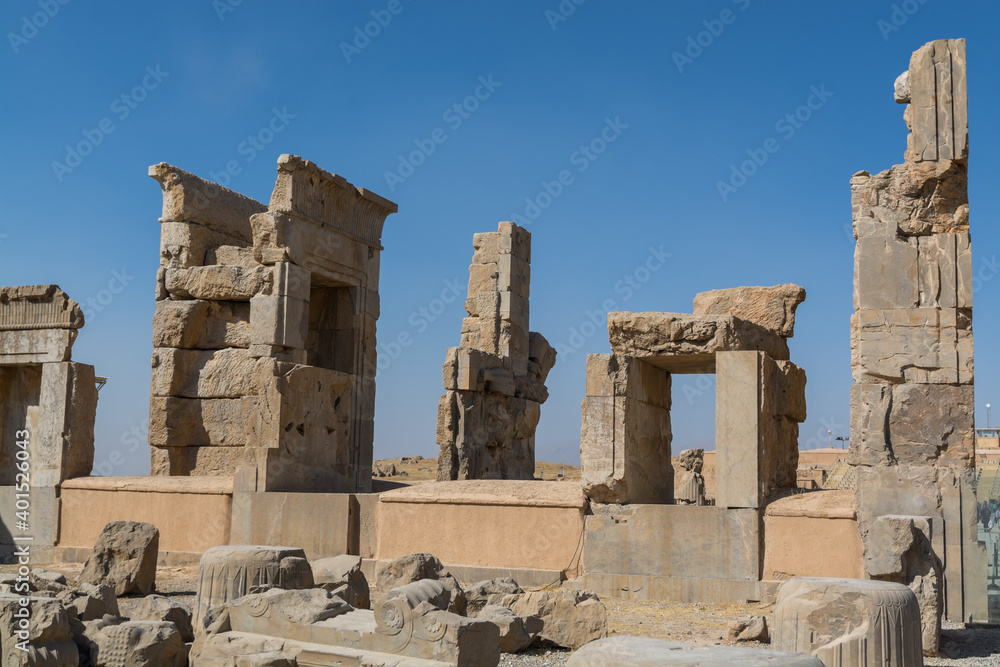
[436,222,556,480]
[580,354,672,504]
[849,38,985,647]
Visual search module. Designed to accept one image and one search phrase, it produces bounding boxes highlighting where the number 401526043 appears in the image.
[14,429,30,524]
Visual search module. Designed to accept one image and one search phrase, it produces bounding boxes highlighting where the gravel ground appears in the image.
[926,622,1000,666]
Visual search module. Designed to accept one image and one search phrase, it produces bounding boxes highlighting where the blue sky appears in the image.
[1,1,997,475]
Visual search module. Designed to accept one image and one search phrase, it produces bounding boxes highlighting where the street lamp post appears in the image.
[988,403,992,429]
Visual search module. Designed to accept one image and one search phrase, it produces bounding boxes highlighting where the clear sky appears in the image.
[1,1,997,475]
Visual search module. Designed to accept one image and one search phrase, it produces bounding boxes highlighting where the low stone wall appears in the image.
[375,481,587,575]
[58,476,233,557]
[229,491,362,561]
[762,490,863,580]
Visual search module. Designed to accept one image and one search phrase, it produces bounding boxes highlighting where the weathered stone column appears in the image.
[436,222,556,481]
[849,38,985,650]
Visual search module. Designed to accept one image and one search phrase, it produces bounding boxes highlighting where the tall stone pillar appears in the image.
[849,39,985,652]
[436,222,556,480]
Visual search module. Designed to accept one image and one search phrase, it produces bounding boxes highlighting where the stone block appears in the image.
[468,262,497,296]
[33,361,97,486]
[0,328,75,364]
[608,312,789,367]
[472,231,500,264]
[583,505,762,582]
[906,39,967,163]
[206,244,257,268]
[151,299,250,349]
[498,220,530,262]
[312,554,370,609]
[849,383,894,467]
[864,514,931,579]
[150,444,252,476]
[716,351,762,509]
[150,347,257,398]
[250,294,308,349]
[851,161,968,240]
[774,360,807,422]
[437,391,539,481]
[80,520,159,596]
[502,589,605,649]
[918,233,962,308]
[693,284,806,337]
[268,154,397,249]
[131,594,194,642]
[159,221,247,269]
[246,361,356,493]
[852,307,972,384]
[528,331,556,382]
[85,620,187,667]
[229,492,355,563]
[498,253,530,299]
[444,346,500,392]
[889,383,974,467]
[0,594,78,665]
[0,485,60,548]
[476,292,501,354]
[854,235,919,309]
[149,162,266,241]
[773,578,923,667]
[149,397,248,447]
[0,284,84,330]
[165,265,271,301]
[580,355,672,504]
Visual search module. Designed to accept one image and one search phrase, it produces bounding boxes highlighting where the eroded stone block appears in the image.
[693,284,806,337]
[152,299,250,349]
[149,162,266,241]
[165,265,272,301]
[149,397,248,447]
[150,347,257,398]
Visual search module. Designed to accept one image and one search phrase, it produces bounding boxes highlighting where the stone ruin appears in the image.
[0,35,990,667]
[436,221,556,480]
[848,38,981,652]
[148,154,397,492]
[0,285,97,559]
[581,283,807,506]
